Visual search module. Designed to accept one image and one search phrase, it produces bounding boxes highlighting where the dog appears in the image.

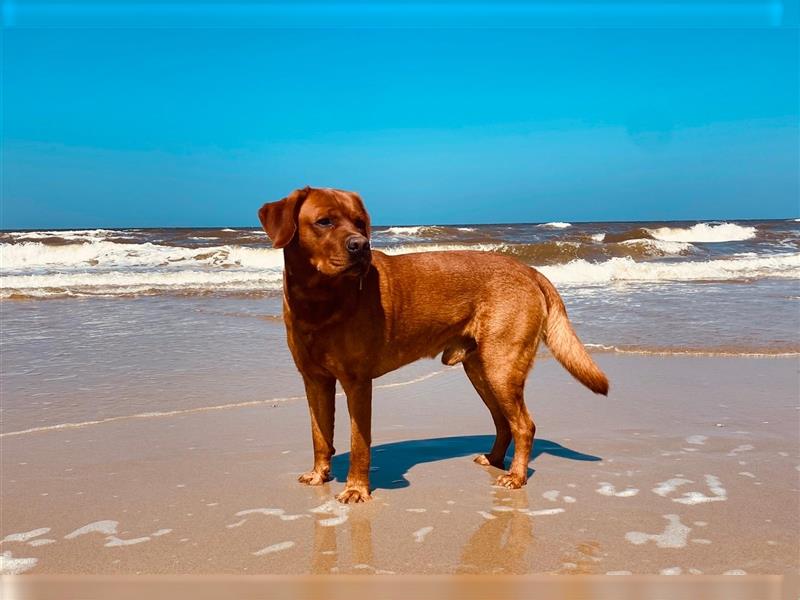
[258,187,608,503]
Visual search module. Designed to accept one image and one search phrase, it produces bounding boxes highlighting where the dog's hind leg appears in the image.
[472,301,544,489]
[482,351,537,489]
[463,356,511,469]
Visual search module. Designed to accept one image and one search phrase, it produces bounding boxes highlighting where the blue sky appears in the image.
[2,3,799,227]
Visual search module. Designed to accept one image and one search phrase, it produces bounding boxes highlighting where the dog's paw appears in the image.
[495,472,526,489]
[298,470,330,486]
[474,454,505,469]
[336,486,371,504]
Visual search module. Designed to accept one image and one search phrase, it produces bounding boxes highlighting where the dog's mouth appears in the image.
[345,255,371,274]
[326,253,371,277]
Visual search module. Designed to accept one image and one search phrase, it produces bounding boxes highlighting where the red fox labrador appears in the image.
[259,187,608,503]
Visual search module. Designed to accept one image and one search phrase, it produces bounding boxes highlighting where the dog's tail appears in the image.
[534,270,609,395]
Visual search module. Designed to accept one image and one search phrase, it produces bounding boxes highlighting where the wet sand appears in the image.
[1,355,798,576]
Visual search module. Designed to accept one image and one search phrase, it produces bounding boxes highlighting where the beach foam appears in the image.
[625,514,690,549]
[413,526,433,542]
[646,222,757,243]
[253,541,295,556]
[0,551,38,575]
[537,222,572,229]
[538,253,800,284]
[1,528,51,544]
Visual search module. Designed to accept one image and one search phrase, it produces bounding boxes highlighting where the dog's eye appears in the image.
[354,219,366,230]
[315,218,333,227]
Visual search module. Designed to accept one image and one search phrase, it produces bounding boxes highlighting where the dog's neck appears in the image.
[282,248,362,330]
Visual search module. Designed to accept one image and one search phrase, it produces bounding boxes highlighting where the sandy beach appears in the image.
[2,352,798,576]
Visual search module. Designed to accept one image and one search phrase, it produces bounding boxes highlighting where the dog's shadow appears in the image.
[330,435,601,490]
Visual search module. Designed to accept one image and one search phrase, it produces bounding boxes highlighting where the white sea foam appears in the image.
[382,226,438,236]
[625,514,690,549]
[727,444,754,457]
[3,225,795,298]
[0,551,38,575]
[685,435,708,445]
[618,238,694,255]
[652,478,693,497]
[3,229,125,241]
[1,269,285,298]
[104,535,150,547]
[672,475,727,505]
[520,508,565,517]
[646,222,757,243]
[537,253,800,284]
[253,541,295,556]
[383,243,504,256]
[2,528,51,544]
[151,529,172,537]
[0,241,283,271]
[412,526,433,542]
[537,222,572,229]
[235,508,308,522]
[596,483,639,497]
[64,520,119,539]
[309,499,349,527]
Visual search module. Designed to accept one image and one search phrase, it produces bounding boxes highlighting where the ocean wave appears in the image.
[378,225,480,239]
[1,269,284,298]
[382,226,431,236]
[538,254,799,284]
[537,222,572,229]
[2,232,796,298]
[646,222,757,243]
[583,344,799,357]
[0,241,283,271]
[2,228,122,240]
[382,243,505,255]
[618,239,694,255]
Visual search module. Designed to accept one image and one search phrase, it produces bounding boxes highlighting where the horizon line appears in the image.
[1,216,798,233]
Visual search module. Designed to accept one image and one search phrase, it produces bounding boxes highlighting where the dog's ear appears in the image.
[346,191,371,237]
[258,187,310,248]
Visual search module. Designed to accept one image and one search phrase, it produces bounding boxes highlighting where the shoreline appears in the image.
[2,354,798,576]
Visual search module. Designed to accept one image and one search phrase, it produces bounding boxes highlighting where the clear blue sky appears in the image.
[2,2,799,228]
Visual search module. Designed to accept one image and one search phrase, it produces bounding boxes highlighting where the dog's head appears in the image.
[258,187,371,278]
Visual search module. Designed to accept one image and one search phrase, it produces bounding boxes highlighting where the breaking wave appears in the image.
[646,222,757,243]
[538,254,799,284]
[537,222,572,229]
[2,220,796,299]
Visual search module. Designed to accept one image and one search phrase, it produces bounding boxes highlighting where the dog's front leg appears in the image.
[336,378,372,503]
[298,373,336,486]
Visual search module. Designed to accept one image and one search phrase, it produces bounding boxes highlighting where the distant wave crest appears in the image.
[646,222,757,243]
[537,222,572,229]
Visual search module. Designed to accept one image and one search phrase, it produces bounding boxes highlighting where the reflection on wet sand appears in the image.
[458,475,535,574]
[309,487,375,574]
[310,436,602,574]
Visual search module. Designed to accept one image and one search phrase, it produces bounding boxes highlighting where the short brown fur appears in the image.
[259,187,608,503]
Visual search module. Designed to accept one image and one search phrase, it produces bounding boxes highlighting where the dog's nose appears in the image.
[346,235,370,255]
